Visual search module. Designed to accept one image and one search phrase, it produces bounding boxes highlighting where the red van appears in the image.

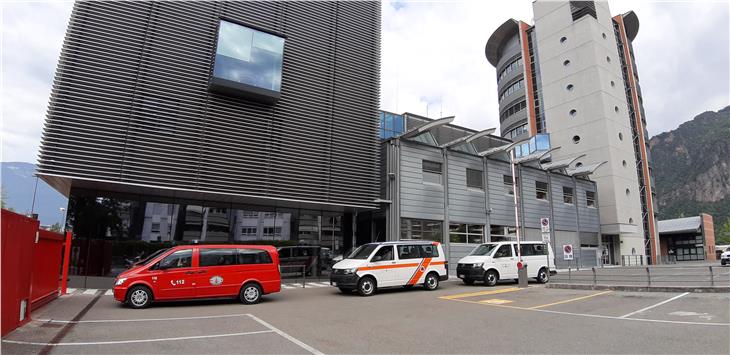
[113,245,280,308]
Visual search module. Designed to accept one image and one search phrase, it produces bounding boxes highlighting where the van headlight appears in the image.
[342,268,357,275]
[115,278,127,286]
[472,263,483,268]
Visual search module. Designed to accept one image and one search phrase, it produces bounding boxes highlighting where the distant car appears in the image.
[113,245,280,308]
[278,246,333,276]
[721,247,730,266]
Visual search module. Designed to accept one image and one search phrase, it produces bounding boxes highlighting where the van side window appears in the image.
[493,245,513,258]
[371,246,394,262]
[419,245,439,258]
[397,245,422,259]
[200,249,237,267]
[238,249,273,264]
[521,244,547,256]
[158,250,192,269]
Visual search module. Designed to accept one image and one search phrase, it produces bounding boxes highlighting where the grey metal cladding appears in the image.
[485,159,514,225]
[399,143,444,221]
[37,0,380,209]
[447,152,486,224]
[519,168,551,228]
[549,174,578,231]
[575,179,600,232]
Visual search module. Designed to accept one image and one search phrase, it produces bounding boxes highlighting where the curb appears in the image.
[546,283,730,293]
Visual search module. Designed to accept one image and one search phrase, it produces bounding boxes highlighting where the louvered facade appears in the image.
[38,1,381,212]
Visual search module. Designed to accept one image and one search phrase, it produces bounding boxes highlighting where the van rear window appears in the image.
[199,248,273,266]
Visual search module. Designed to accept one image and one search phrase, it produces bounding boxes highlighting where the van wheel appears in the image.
[463,279,475,285]
[536,267,549,284]
[357,276,376,297]
[484,270,499,287]
[423,272,439,291]
[126,285,152,309]
[240,283,262,304]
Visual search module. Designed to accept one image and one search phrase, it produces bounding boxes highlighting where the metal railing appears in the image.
[621,255,644,266]
[558,265,729,287]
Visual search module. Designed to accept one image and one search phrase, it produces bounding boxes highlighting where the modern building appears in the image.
[658,214,716,263]
[375,111,602,270]
[485,0,659,264]
[37,1,381,288]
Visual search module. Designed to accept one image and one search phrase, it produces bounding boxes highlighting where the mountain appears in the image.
[1,162,68,226]
[649,106,730,234]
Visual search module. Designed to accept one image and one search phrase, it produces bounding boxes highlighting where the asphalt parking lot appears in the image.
[3,280,729,354]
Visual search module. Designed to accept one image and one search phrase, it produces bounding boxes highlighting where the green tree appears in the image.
[716,218,730,245]
[1,186,15,212]
[48,222,62,233]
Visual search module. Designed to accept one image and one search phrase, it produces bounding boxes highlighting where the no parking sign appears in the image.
[563,244,574,261]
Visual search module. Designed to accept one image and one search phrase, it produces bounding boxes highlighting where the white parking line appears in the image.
[1,330,275,346]
[619,292,690,318]
[36,313,255,324]
[104,290,114,296]
[281,284,296,289]
[82,289,98,295]
[66,288,77,294]
[247,314,323,355]
[306,283,329,288]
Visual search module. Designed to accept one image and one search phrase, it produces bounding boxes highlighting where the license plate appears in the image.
[459,274,464,278]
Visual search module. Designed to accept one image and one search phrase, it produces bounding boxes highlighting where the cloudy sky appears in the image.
[1,0,728,163]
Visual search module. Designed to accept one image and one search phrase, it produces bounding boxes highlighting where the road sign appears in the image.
[541,232,551,243]
[563,244,574,261]
[540,218,550,233]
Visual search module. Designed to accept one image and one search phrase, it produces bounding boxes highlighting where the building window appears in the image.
[498,79,524,103]
[569,109,577,117]
[535,181,548,200]
[572,135,581,144]
[618,132,623,141]
[449,224,484,244]
[499,100,527,122]
[563,59,571,67]
[563,186,574,204]
[151,223,160,233]
[586,191,596,207]
[497,58,522,84]
[566,84,574,91]
[560,36,567,44]
[422,160,443,185]
[490,225,517,242]
[379,111,405,139]
[400,219,442,242]
[622,160,628,167]
[503,175,517,195]
[466,169,484,190]
[211,20,285,102]
[507,123,528,139]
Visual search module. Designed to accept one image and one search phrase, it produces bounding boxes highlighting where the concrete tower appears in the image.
[486,1,659,264]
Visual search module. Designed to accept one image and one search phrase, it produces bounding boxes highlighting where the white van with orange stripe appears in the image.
[330,241,448,296]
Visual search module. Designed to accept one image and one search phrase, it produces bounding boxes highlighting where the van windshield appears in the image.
[348,244,378,259]
[470,244,499,256]
[137,248,170,266]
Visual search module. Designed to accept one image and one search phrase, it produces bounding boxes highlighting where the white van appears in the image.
[456,241,555,286]
[330,241,448,296]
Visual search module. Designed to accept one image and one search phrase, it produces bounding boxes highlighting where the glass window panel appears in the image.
[466,169,484,189]
[213,20,285,92]
[158,250,192,269]
[392,114,405,133]
[200,248,237,267]
[385,113,394,131]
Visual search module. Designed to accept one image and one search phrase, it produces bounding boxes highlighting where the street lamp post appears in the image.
[509,149,528,288]
[59,207,67,232]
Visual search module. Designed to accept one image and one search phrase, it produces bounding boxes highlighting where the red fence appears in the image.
[1,209,67,337]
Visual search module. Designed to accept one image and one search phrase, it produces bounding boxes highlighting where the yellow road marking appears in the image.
[439,287,521,300]
[479,299,514,305]
[528,291,612,309]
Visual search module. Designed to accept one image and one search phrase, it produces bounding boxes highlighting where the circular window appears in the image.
[602,32,607,39]
[563,59,571,67]
[625,188,630,196]
[572,135,581,144]
[622,160,627,167]
[560,36,567,44]
[619,132,623,141]
[566,84,574,91]
[610,80,616,87]
[575,162,583,168]
[614,106,619,113]
[569,109,577,117]
[629,218,634,224]
[606,56,611,63]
